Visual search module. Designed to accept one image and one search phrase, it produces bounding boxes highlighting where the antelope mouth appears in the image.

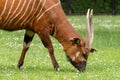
[67,56,86,72]
[75,61,86,72]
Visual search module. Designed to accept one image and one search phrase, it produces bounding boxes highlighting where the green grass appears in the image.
[0,16,120,80]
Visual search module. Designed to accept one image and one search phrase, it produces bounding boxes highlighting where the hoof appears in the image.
[18,65,24,70]
[53,63,61,71]
[56,67,61,71]
[54,66,61,71]
[17,62,23,70]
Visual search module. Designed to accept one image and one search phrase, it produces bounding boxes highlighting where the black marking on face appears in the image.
[66,55,86,71]
[67,55,77,67]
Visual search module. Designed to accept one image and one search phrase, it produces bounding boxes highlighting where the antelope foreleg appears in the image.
[37,31,61,71]
[18,30,35,69]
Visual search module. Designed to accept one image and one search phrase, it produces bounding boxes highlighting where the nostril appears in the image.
[82,61,86,67]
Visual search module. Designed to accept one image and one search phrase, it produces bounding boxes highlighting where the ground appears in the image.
[0,16,120,80]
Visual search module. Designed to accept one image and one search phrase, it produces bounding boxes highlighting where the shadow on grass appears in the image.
[23,66,77,73]
[0,64,77,73]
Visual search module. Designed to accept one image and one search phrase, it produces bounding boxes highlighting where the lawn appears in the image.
[0,16,120,80]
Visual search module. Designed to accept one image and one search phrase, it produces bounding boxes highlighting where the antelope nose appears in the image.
[81,61,86,67]
[78,61,86,72]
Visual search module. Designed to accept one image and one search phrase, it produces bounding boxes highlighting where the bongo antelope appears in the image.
[0,0,95,72]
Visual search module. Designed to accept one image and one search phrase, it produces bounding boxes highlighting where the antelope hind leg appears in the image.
[18,30,35,69]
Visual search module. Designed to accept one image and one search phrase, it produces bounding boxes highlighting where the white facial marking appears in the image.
[71,52,81,61]
[72,56,76,61]
[76,52,80,58]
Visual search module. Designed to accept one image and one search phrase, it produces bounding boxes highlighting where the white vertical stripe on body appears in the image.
[14,0,32,25]
[0,0,9,16]
[36,1,60,22]
[35,0,46,21]
[9,0,27,25]
[3,0,15,23]
[23,0,42,24]
[1,0,60,27]
[20,0,37,25]
[4,0,22,25]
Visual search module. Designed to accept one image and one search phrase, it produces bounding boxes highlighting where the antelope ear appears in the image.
[70,38,80,45]
[90,48,96,53]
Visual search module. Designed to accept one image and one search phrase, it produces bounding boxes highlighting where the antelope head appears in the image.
[65,9,95,72]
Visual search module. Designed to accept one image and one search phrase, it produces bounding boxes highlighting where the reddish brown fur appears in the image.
[0,0,94,72]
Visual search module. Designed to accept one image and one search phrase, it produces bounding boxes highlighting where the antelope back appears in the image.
[0,0,60,30]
